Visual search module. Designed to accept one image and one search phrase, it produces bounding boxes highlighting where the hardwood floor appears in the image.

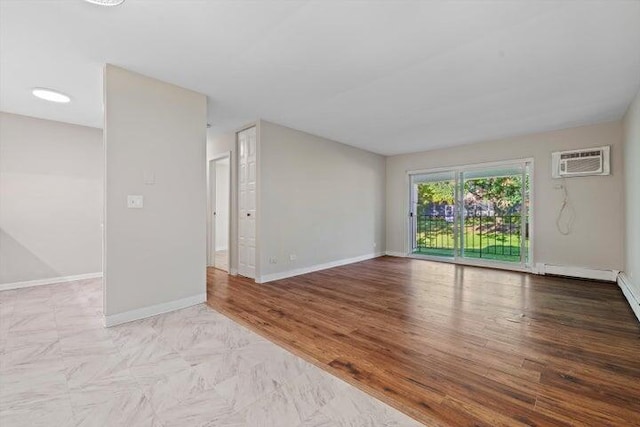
[207,257,640,426]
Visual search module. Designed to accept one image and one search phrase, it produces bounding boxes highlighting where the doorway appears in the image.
[209,154,231,272]
[409,159,532,269]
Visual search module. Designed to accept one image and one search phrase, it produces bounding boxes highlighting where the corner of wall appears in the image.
[103,65,207,321]
[618,273,640,323]
[621,86,640,320]
[103,292,206,327]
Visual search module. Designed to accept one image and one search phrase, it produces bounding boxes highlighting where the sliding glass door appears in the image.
[409,161,531,267]
[410,171,457,258]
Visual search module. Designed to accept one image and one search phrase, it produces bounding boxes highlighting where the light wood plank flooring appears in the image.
[207,257,640,426]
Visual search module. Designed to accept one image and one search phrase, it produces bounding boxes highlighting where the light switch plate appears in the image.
[127,195,144,209]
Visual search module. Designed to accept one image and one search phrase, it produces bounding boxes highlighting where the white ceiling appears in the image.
[1,0,639,155]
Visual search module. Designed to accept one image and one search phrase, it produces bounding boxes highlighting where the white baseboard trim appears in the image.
[104,292,206,327]
[618,273,640,322]
[0,272,103,292]
[385,251,407,257]
[536,263,619,282]
[256,252,384,284]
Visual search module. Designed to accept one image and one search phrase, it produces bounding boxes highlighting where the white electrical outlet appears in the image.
[289,254,297,261]
[127,195,144,209]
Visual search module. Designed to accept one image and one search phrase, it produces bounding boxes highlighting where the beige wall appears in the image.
[104,65,207,320]
[258,120,385,280]
[623,89,640,299]
[0,112,103,285]
[386,121,625,271]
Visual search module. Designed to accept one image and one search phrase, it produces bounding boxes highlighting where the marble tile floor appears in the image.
[0,279,423,427]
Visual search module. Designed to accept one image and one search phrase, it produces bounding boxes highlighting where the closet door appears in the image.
[238,126,257,278]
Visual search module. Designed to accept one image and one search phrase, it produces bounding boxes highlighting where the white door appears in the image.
[238,127,257,278]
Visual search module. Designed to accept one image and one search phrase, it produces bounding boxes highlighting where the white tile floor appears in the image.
[0,279,423,427]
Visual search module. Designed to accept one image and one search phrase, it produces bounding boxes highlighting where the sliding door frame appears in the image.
[405,158,535,272]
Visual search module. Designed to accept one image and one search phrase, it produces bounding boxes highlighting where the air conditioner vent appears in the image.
[565,157,601,174]
[552,146,610,178]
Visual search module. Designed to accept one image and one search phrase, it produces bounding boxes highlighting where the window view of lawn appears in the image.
[413,217,527,262]
[412,172,529,263]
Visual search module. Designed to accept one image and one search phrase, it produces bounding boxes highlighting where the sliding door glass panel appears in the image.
[460,165,529,263]
[410,171,456,258]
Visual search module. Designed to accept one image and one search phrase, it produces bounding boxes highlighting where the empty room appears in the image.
[1,1,639,426]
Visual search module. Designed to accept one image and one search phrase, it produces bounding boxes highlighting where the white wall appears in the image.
[386,121,625,272]
[623,89,640,307]
[0,112,103,286]
[258,120,385,281]
[104,65,207,323]
[214,158,230,251]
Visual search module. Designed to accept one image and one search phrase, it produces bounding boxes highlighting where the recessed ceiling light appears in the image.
[32,88,71,103]
[84,0,125,6]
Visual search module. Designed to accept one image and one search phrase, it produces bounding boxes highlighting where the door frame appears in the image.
[208,152,232,270]
[405,158,535,272]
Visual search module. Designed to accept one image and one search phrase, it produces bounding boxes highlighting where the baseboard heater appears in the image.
[535,263,618,282]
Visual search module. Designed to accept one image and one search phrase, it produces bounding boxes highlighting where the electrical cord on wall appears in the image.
[556,178,575,235]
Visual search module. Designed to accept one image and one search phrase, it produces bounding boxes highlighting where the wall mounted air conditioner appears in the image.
[551,146,610,178]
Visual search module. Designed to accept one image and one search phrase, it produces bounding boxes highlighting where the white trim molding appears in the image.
[385,251,407,257]
[618,273,640,322]
[0,272,103,291]
[104,292,206,327]
[256,252,384,284]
